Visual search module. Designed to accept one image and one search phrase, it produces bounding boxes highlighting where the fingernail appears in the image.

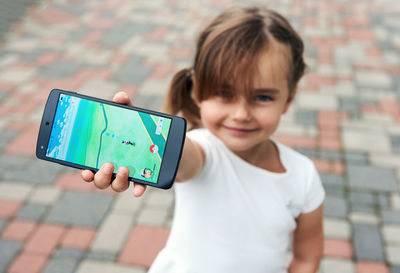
[118,167,128,178]
[103,164,113,174]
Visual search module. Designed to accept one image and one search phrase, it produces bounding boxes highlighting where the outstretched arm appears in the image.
[288,204,324,273]
[81,91,205,197]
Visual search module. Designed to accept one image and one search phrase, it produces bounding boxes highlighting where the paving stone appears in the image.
[297,109,317,126]
[320,258,355,273]
[356,70,393,89]
[392,266,400,273]
[382,225,400,245]
[324,218,351,239]
[343,129,391,153]
[16,203,48,221]
[353,224,385,261]
[294,148,319,158]
[349,191,375,205]
[85,251,117,262]
[347,165,398,192]
[391,194,400,210]
[0,130,18,150]
[344,152,368,164]
[46,192,114,227]
[0,182,33,201]
[323,196,348,219]
[136,206,170,226]
[133,94,164,110]
[349,212,380,225]
[91,212,133,253]
[0,218,7,233]
[297,93,339,110]
[53,249,86,260]
[112,190,145,214]
[39,61,81,78]
[349,203,377,214]
[29,186,61,204]
[319,150,342,161]
[382,210,400,225]
[113,56,151,85]
[76,260,145,273]
[0,239,23,273]
[99,22,155,48]
[391,135,400,153]
[377,193,391,209]
[387,246,400,265]
[145,190,174,209]
[42,258,78,273]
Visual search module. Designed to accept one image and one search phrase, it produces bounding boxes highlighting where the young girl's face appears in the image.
[198,42,294,155]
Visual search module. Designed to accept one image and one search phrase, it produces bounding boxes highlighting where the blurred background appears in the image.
[0,0,399,272]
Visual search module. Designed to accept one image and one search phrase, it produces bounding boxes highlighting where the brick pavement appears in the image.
[0,0,399,272]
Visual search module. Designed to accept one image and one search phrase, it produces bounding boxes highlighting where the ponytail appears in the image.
[163,68,201,130]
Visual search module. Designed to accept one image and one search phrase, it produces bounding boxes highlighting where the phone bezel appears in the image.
[36,89,186,189]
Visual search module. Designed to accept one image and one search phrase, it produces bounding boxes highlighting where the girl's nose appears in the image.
[232,100,252,121]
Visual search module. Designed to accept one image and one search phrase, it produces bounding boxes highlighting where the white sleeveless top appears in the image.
[149,129,325,273]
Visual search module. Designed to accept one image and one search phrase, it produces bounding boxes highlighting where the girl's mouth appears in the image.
[222,125,258,136]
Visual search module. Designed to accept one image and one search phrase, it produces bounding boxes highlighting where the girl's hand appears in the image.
[80,92,147,197]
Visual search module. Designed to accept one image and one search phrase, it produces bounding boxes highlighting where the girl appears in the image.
[82,7,325,273]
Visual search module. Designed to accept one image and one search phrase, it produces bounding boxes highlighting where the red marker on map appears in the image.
[150,144,159,154]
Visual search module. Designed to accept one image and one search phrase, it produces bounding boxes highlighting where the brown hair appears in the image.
[164,7,306,129]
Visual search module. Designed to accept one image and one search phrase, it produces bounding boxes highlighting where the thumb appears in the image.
[113,91,133,106]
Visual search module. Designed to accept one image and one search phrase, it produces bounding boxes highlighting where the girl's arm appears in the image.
[288,204,324,273]
[81,92,205,197]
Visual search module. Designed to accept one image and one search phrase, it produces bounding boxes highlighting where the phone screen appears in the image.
[46,93,172,183]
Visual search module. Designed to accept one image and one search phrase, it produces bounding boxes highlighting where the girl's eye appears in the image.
[255,95,273,102]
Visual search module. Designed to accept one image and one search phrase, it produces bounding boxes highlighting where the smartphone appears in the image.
[36,89,186,189]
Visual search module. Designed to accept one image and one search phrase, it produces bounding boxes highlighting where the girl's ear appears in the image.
[283,86,298,114]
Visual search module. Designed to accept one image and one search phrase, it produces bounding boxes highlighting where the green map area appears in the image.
[64,98,171,183]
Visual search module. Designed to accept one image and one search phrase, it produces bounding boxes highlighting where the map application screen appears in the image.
[46,94,172,183]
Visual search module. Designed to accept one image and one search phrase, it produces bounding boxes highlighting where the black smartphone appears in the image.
[36,89,186,189]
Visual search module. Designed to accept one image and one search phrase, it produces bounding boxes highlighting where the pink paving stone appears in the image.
[150,62,176,79]
[356,261,389,273]
[120,85,138,97]
[25,223,66,255]
[0,105,13,117]
[332,161,345,175]
[0,200,22,219]
[36,6,78,25]
[144,26,168,41]
[36,52,59,66]
[348,28,375,40]
[312,158,332,174]
[323,238,353,259]
[119,225,170,268]
[82,31,102,44]
[366,47,382,58]
[8,252,47,273]
[274,135,318,149]
[60,227,96,250]
[169,47,192,59]
[55,172,116,195]
[379,99,400,116]
[4,123,39,156]
[1,220,37,241]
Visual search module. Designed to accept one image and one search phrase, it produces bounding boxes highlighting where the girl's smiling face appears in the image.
[198,41,295,157]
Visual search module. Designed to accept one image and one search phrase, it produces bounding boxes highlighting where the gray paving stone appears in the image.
[53,249,86,260]
[16,203,48,221]
[350,203,377,215]
[99,22,155,48]
[297,109,317,126]
[344,152,368,164]
[42,258,78,273]
[85,251,117,262]
[0,219,7,233]
[353,224,385,261]
[133,94,164,110]
[392,266,400,273]
[46,191,113,227]
[391,135,400,153]
[347,165,398,192]
[3,159,66,184]
[382,210,400,225]
[294,148,319,158]
[323,196,348,219]
[39,61,81,78]
[319,150,342,161]
[0,239,23,273]
[349,191,375,205]
[113,56,151,85]
[0,130,18,150]
[377,193,391,209]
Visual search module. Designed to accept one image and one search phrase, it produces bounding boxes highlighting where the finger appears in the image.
[113,91,133,106]
[133,183,147,197]
[81,170,94,182]
[111,167,130,192]
[93,163,114,189]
